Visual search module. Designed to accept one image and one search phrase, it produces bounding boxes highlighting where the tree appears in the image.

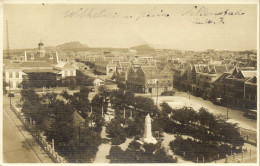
[106,119,126,145]
[153,147,177,163]
[20,89,42,123]
[74,87,91,118]
[45,101,75,145]
[198,107,216,128]
[124,91,135,106]
[143,143,157,154]
[3,80,9,94]
[110,89,125,110]
[134,96,159,116]
[20,89,40,104]
[67,127,102,162]
[127,141,142,152]
[171,107,197,125]
[160,102,173,114]
[98,85,110,99]
[109,146,125,163]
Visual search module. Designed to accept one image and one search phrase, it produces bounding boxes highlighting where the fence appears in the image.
[239,127,257,146]
[212,148,257,163]
[10,104,66,163]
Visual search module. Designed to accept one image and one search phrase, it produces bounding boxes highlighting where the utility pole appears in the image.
[150,69,153,99]
[6,20,10,59]
[156,81,159,106]
[102,105,104,118]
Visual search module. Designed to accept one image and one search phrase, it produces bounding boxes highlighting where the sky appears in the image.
[3,4,257,51]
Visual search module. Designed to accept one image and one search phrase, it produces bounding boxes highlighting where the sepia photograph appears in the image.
[1,0,259,164]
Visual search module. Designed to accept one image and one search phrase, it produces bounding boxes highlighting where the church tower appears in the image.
[38,41,45,57]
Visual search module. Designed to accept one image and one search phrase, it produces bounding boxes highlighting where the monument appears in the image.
[143,114,158,144]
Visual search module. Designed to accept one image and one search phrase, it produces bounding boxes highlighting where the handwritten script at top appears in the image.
[183,6,245,24]
[63,6,245,24]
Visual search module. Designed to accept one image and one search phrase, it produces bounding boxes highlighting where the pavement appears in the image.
[94,106,115,163]
[3,96,53,163]
[93,126,111,163]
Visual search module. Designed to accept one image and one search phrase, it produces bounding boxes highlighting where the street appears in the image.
[3,96,53,163]
[150,92,257,132]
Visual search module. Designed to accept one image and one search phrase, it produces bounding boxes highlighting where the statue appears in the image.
[143,114,158,144]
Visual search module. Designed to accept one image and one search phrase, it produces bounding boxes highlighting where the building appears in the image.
[224,68,257,109]
[94,60,117,78]
[244,76,257,109]
[211,72,231,100]
[3,42,77,90]
[24,42,59,65]
[156,66,173,92]
[93,78,105,86]
[126,64,173,94]
[194,64,233,98]
[4,62,24,91]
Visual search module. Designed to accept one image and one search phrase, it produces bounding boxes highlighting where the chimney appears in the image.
[56,52,59,64]
[24,51,27,61]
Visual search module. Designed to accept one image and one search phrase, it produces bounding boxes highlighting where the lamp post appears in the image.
[9,94,12,107]
[226,107,229,119]
[226,100,229,119]
[78,122,84,142]
[90,102,93,129]
[9,80,11,107]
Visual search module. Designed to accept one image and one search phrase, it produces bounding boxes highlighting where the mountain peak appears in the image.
[56,41,88,51]
[130,44,153,50]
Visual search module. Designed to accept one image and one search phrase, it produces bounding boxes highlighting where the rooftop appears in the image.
[19,61,54,68]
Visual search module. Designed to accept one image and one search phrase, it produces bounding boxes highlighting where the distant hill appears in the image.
[130,44,153,50]
[55,41,88,51]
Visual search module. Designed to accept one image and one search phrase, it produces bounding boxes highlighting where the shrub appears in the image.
[161,90,175,96]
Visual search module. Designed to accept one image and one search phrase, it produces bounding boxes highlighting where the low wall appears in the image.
[10,104,66,163]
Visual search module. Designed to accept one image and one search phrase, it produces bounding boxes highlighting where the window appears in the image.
[16,72,19,78]
[49,54,53,59]
[9,72,13,78]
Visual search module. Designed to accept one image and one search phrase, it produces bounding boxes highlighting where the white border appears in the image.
[0,0,259,166]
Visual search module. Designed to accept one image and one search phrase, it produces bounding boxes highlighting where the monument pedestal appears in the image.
[143,137,158,144]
